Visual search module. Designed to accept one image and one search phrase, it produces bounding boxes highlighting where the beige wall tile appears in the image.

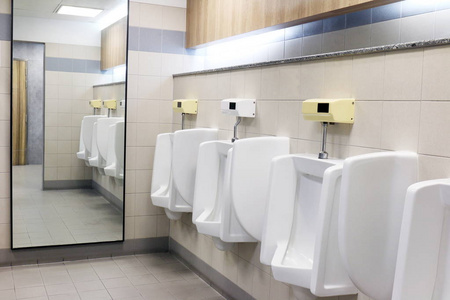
[347,101,383,148]
[422,45,450,100]
[0,0,10,14]
[137,76,160,99]
[352,53,385,100]
[0,93,9,120]
[418,154,450,181]
[222,251,239,284]
[244,69,262,99]
[258,101,279,136]
[128,2,140,27]
[138,52,162,76]
[156,215,170,237]
[139,4,163,29]
[0,173,9,198]
[237,259,254,294]
[380,101,420,151]
[125,216,135,240]
[299,61,325,101]
[345,25,371,50]
[418,101,450,156]
[162,6,186,31]
[323,57,353,99]
[252,267,271,300]
[1,41,11,68]
[0,68,10,94]
[277,101,300,138]
[261,66,280,100]
[384,49,423,100]
[278,64,301,100]
[269,278,290,300]
[134,216,157,238]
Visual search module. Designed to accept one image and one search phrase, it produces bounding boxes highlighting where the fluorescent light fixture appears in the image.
[57,5,103,18]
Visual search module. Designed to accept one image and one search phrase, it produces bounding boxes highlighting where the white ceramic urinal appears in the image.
[151,128,218,220]
[93,117,124,173]
[338,152,418,300]
[79,115,106,163]
[193,137,289,250]
[392,179,450,300]
[192,140,234,250]
[104,121,125,180]
[227,137,290,241]
[260,154,356,297]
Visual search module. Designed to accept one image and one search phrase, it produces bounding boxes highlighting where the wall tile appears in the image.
[285,24,303,40]
[278,64,301,100]
[277,101,300,138]
[0,14,11,41]
[161,30,185,55]
[284,38,302,59]
[418,154,450,181]
[323,57,353,98]
[346,9,372,28]
[134,216,157,238]
[128,2,140,27]
[260,66,280,100]
[0,93,9,120]
[418,101,450,157]
[435,9,450,39]
[323,15,346,33]
[380,101,420,151]
[138,52,162,76]
[401,2,436,18]
[162,6,186,32]
[139,28,162,53]
[252,267,271,300]
[302,35,322,56]
[322,30,345,53]
[237,259,253,294]
[422,45,450,100]
[345,25,371,50]
[372,2,402,23]
[384,49,423,100]
[400,13,435,43]
[0,41,10,68]
[304,20,323,37]
[298,61,324,100]
[347,101,383,148]
[139,4,163,29]
[352,53,385,100]
[370,19,400,47]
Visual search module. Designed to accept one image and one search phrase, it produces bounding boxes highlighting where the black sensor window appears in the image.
[317,103,329,113]
[177,102,182,108]
[229,102,236,110]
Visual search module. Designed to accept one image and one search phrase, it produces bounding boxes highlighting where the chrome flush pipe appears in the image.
[318,122,329,159]
[181,113,186,130]
[232,116,242,143]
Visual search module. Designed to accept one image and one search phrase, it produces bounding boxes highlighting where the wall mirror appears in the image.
[11,0,128,249]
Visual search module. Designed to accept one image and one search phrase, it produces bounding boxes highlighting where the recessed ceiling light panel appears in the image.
[57,5,103,18]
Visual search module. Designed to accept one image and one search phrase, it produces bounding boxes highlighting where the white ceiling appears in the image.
[13,0,127,23]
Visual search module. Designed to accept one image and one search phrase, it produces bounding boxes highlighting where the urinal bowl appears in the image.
[392,179,450,300]
[193,140,260,250]
[96,117,124,172]
[151,128,219,220]
[79,115,106,164]
[229,137,290,243]
[338,152,418,300]
[104,121,125,181]
[262,154,355,297]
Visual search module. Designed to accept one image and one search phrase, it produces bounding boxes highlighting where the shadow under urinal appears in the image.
[338,151,418,300]
[151,128,218,220]
[392,178,450,300]
[260,154,357,297]
[192,137,290,251]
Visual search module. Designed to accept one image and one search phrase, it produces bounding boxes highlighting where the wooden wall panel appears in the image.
[186,0,400,48]
[101,17,127,70]
[12,60,27,166]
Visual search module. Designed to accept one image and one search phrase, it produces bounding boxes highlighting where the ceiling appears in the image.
[13,0,127,23]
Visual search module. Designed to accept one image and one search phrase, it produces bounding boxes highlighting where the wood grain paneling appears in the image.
[101,17,127,70]
[12,60,27,166]
[186,0,400,48]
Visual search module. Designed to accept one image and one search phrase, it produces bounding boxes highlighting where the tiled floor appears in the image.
[0,253,225,300]
[13,165,123,248]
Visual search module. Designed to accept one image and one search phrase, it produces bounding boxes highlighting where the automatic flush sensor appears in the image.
[173,99,198,130]
[302,98,355,159]
[221,98,256,142]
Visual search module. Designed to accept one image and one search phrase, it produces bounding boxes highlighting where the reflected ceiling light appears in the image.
[56,5,103,18]
[98,3,128,30]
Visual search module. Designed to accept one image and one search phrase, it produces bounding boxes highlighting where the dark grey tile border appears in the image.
[174,38,450,77]
[43,179,92,190]
[0,13,11,41]
[169,238,254,300]
[92,181,123,212]
[3,237,169,266]
[45,57,106,74]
